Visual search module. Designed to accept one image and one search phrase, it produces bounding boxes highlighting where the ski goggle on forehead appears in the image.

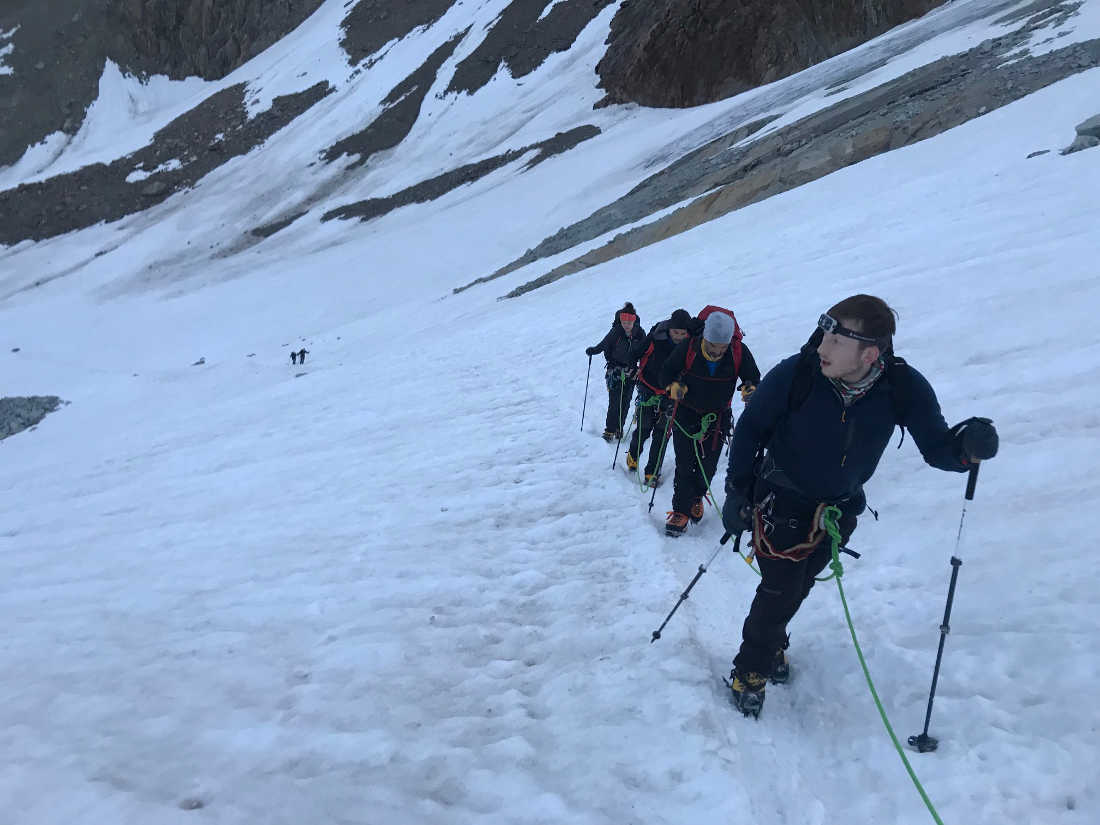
[817,313,881,345]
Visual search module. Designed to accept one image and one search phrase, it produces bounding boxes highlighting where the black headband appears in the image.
[818,313,882,345]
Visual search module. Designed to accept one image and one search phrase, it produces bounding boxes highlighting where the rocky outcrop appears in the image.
[446,0,615,96]
[108,0,326,80]
[323,125,601,225]
[324,29,469,168]
[0,82,332,249]
[454,6,1100,299]
[0,0,324,168]
[0,396,63,440]
[596,0,945,108]
[1061,113,1100,154]
[340,0,456,66]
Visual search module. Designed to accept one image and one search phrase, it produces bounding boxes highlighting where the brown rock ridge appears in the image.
[500,29,1100,298]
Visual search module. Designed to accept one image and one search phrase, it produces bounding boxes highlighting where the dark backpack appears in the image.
[787,327,913,445]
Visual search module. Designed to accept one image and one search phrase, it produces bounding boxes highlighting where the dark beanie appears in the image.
[669,309,692,330]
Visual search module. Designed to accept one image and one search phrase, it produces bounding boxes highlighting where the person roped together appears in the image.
[623,308,696,488]
[585,302,645,441]
[659,308,760,537]
[719,294,1000,717]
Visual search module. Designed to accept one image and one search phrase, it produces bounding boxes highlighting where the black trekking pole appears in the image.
[580,355,592,431]
[908,463,979,753]
[652,534,740,642]
[648,400,679,513]
[610,372,632,468]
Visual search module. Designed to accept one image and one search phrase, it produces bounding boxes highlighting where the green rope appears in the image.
[616,370,628,434]
[673,413,720,508]
[821,506,947,825]
[633,393,664,490]
[629,393,665,491]
[737,541,762,576]
[645,406,675,493]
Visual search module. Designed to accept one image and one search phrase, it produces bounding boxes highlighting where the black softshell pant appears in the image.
[670,408,723,514]
[734,505,857,676]
[733,543,832,676]
[604,369,634,434]
[627,386,668,476]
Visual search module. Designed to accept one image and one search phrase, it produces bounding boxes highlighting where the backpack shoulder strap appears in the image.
[885,354,913,445]
[786,329,822,413]
[682,337,700,374]
[886,355,912,419]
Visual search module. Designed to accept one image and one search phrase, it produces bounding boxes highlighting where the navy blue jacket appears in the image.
[728,353,967,505]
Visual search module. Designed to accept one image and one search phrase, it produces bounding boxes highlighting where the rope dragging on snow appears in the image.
[821,506,947,825]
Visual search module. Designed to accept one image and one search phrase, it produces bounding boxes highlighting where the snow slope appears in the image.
[1,1,1099,823]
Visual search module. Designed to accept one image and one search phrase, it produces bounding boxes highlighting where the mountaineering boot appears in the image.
[602,428,616,441]
[625,452,639,471]
[645,472,661,488]
[689,498,705,523]
[770,649,790,685]
[665,511,689,537]
[728,668,767,718]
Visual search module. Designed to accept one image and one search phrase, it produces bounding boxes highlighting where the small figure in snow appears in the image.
[585,303,645,441]
[721,295,999,718]
[298,348,308,364]
[290,351,298,365]
[659,307,759,538]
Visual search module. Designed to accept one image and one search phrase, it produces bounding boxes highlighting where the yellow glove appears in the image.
[740,384,757,402]
[668,382,688,400]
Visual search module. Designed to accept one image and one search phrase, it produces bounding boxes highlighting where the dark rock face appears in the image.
[447,0,615,96]
[324,29,469,168]
[492,31,1100,297]
[340,0,456,66]
[108,0,327,80]
[596,0,945,108]
[323,125,601,225]
[0,396,63,440]
[0,0,324,168]
[0,82,332,249]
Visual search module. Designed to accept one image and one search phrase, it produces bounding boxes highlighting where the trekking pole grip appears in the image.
[965,463,979,501]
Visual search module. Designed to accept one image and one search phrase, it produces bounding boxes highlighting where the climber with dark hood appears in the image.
[586,302,646,441]
[624,308,696,487]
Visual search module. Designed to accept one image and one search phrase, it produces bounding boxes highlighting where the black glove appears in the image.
[721,488,752,535]
[659,396,677,416]
[956,416,998,461]
[585,346,599,356]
